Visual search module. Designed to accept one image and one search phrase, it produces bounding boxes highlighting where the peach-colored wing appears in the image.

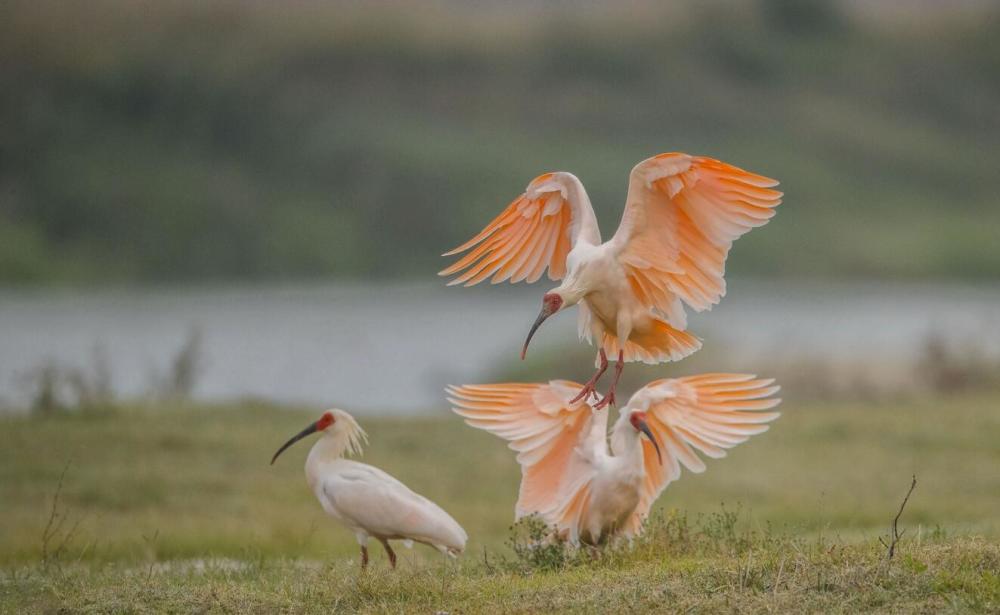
[610,153,781,324]
[439,172,600,286]
[447,381,604,526]
[619,373,781,535]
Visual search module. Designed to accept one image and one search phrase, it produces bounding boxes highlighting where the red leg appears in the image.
[570,349,608,404]
[360,545,369,569]
[594,350,624,410]
[379,538,397,569]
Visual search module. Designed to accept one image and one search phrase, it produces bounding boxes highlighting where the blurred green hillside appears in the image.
[2,0,998,284]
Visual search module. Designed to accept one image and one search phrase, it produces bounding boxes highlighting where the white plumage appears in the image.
[271,408,466,568]
[450,374,780,546]
[441,153,782,408]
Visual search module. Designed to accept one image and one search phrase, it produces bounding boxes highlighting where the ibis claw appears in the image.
[570,349,610,406]
[593,389,616,410]
[569,383,599,405]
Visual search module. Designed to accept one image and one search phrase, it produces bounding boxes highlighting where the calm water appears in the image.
[2,279,998,413]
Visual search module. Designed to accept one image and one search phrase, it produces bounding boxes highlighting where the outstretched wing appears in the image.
[610,153,781,325]
[439,172,601,286]
[447,381,605,528]
[619,373,781,535]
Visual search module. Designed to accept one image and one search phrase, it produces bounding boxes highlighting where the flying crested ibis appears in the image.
[440,153,781,407]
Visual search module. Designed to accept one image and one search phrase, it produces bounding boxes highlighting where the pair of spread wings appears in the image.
[448,374,780,540]
[439,152,781,318]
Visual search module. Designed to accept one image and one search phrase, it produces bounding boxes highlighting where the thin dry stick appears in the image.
[144,529,160,583]
[879,475,917,561]
[41,461,71,566]
[482,546,495,574]
[54,516,84,562]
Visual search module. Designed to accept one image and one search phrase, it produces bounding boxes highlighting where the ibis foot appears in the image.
[593,350,624,410]
[570,349,609,405]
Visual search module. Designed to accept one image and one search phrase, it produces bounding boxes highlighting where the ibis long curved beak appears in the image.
[636,419,663,464]
[270,422,318,465]
[521,309,551,360]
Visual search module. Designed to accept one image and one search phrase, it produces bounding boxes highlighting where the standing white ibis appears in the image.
[271,409,467,569]
[440,153,781,408]
[448,374,780,545]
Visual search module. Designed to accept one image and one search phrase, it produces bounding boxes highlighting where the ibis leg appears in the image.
[594,350,624,410]
[569,349,609,404]
[360,545,369,569]
[379,538,397,569]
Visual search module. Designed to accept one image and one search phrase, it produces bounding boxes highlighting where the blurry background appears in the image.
[1,0,998,411]
[3,0,1000,285]
[1,0,999,569]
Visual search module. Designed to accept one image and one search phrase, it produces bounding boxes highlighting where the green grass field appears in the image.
[2,393,999,612]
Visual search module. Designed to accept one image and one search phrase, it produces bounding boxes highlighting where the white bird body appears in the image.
[272,409,466,568]
[548,181,677,350]
[306,448,467,554]
[577,423,645,544]
[449,374,781,545]
[441,154,782,406]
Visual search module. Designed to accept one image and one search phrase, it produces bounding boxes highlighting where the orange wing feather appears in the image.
[447,381,600,524]
[613,153,782,318]
[623,373,781,536]
[439,174,581,286]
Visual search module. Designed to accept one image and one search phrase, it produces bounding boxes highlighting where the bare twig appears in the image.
[144,529,160,582]
[482,546,495,574]
[54,516,85,562]
[41,461,71,567]
[40,460,89,569]
[878,475,917,561]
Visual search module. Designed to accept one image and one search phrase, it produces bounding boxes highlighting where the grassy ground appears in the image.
[1,393,999,612]
[5,534,998,613]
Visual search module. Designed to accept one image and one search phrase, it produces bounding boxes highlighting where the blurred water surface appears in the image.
[2,279,998,413]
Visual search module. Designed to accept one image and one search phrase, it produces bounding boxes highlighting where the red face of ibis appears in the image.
[315,411,336,431]
[629,411,663,464]
[542,293,564,315]
[521,293,564,360]
[629,411,647,430]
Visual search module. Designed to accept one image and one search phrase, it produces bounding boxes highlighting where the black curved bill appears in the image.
[270,422,318,465]
[521,308,550,360]
[636,419,663,464]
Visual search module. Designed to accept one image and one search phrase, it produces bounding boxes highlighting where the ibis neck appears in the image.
[621,431,646,465]
[305,432,349,475]
[560,174,601,246]
[611,414,647,469]
[552,279,588,308]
